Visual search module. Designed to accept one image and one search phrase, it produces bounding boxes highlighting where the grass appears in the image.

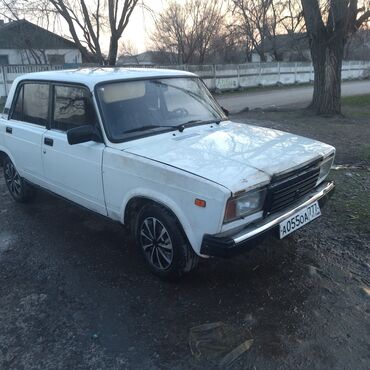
[342,94,370,107]
[363,145,370,162]
[327,169,370,234]
[341,94,370,119]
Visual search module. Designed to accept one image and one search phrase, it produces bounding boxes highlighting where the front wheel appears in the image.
[3,157,35,203]
[135,203,199,280]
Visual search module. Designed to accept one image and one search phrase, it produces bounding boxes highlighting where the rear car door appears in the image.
[4,82,49,186]
[42,84,106,215]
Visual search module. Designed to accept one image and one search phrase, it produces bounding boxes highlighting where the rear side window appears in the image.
[11,83,49,126]
[22,84,49,126]
[52,85,95,131]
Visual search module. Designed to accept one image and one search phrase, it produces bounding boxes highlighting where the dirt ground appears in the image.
[0,103,369,369]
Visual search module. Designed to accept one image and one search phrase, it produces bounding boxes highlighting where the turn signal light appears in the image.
[195,198,206,208]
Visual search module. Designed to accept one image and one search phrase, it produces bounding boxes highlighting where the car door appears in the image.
[42,84,107,215]
[4,82,49,186]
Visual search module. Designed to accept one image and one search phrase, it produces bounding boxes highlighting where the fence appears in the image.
[160,61,370,91]
[1,61,370,97]
[0,64,63,97]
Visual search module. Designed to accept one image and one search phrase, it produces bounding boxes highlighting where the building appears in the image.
[345,29,370,60]
[0,19,82,65]
[252,33,310,62]
[116,50,178,66]
[252,30,370,63]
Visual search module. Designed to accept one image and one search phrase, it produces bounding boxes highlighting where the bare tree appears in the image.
[117,39,139,64]
[274,0,305,34]
[301,0,370,114]
[151,0,225,65]
[230,0,276,62]
[48,0,140,65]
[0,0,141,65]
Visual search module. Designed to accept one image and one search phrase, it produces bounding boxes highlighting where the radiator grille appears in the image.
[264,162,320,215]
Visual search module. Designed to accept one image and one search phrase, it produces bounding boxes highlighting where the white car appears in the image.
[0,68,335,279]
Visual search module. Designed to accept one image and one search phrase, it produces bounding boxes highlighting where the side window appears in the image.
[11,83,49,126]
[52,85,95,132]
[11,85,24,121]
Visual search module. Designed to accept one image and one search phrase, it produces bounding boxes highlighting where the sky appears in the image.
[122,0,166,53]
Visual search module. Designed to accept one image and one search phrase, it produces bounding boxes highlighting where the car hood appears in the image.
[123,121,335,194]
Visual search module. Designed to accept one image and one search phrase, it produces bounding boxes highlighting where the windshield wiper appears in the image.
[124,124,190,134]
[124,119,226,135]
[179,118,225,129]
[124,125,175,134]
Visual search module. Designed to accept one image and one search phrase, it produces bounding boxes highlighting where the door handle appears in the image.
[44,137,54,146]
[6,127,12,134]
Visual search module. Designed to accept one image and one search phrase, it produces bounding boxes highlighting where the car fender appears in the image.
[121,187,199,252]
[0,144,18,169]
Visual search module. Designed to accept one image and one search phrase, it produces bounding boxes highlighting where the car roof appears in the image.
[16,67,196,90]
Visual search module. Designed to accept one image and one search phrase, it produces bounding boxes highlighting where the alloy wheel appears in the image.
[4,162,22,197]
[140,217,174,270]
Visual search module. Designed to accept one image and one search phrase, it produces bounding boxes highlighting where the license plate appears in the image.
[279,201,321,239]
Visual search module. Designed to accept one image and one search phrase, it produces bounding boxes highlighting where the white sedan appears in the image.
[0,68,335,279]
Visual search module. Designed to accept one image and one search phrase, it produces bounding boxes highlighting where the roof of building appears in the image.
[117,50,178,66]
[0,19,77,49]
[12,67,195,90]
[263,32,309,53]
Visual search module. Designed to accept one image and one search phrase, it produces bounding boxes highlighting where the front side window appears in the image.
[96,77,226,142]
[52,85,95,131]
[11,83,49,126]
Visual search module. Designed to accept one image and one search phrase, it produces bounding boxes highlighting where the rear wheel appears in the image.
[135,203,198,280]
[3,157,35,203]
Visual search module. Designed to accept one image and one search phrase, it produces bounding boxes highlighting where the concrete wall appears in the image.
[0,61,369,98]
[158,61,370,92]
[215,61,370,91]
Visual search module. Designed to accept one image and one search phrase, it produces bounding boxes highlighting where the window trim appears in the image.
[10,83,24,122]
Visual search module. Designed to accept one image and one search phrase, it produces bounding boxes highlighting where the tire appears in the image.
[135,203,199,280]
[3,156,36,203]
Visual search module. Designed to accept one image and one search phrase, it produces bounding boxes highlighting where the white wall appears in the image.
[0,49,82,65]
[164,61,370,91]
[0,61,369,98]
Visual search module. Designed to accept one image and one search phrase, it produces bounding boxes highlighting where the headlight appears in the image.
[224,188,266,223]
[316,155,334,185]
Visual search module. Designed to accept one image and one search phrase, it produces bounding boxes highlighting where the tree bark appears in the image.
[301,0,348,115]
[107,35,119,66]
[309,33,344,115]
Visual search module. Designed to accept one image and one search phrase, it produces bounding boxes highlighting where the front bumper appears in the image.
[201,181,335,257]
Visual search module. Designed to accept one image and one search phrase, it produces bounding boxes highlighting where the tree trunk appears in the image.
[258,49,267,62]
[107,36,119,66]
[308,34,344,115]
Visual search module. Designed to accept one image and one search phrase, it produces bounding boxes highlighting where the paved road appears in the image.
[216,80,370,113]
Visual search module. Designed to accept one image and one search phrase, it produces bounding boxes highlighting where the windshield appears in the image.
[96,77,226,142]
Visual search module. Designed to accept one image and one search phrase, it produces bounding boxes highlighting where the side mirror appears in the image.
[67,125,95,145]
[222,106,229,117]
